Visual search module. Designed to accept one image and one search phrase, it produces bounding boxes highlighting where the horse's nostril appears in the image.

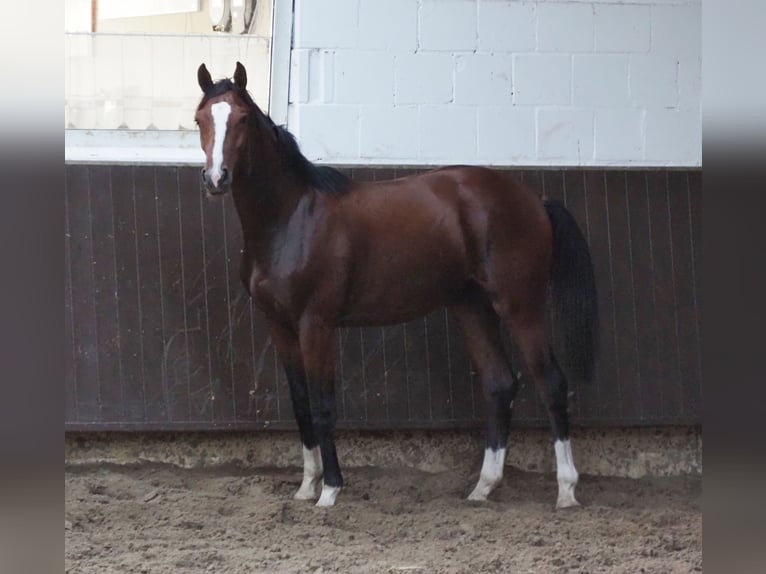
[200,168,207,183]
[220,168,230,183]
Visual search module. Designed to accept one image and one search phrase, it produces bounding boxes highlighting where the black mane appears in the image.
[272,125,350,195]
[199,80,350,195]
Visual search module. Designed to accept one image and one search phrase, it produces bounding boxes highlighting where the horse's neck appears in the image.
[231,165,311,267]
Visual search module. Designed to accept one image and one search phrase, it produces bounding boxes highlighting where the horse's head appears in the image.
[195,62,257,195]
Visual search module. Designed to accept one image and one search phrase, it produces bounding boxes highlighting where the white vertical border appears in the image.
[268,0,294,127]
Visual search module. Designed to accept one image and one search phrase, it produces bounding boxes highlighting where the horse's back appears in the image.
[322,166,549,325]
[346,165,533,209]
[366,165,542,220]
[335,164,548,269]
[397,165,550,252]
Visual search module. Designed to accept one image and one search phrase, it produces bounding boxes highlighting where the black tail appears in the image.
[544,199,599,383]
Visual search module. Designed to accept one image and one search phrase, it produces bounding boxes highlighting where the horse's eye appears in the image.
[239,116,248,125]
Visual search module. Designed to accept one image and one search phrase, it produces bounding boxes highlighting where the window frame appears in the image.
[64,0,291,165]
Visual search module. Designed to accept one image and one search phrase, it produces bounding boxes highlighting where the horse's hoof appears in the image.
[556,478,580,509]
[315,485,341,507]
[556,497,581,509]
[293,487,318,501]
[467,493,486,502]
[294,476,321,500]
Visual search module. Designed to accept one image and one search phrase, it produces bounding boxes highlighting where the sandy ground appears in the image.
[65,463,701,574]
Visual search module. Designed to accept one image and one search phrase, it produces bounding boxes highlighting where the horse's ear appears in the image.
[197,63,213,92]
[233,61,247,90]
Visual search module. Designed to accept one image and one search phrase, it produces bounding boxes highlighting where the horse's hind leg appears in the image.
[500,307,580,508]
[451,296,519,501]
[267,320,322,500]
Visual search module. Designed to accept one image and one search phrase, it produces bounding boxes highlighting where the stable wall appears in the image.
[64,165,701,431]
[64,2,702,434]
[286,0,701,167]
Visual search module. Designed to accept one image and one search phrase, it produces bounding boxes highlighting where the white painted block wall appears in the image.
[286,0,701,167]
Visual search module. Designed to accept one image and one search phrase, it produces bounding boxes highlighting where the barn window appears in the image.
[64,0,290,163]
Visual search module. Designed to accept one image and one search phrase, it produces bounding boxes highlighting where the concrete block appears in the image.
[335,50,395,105]
[478,1,535,52]
[595,4,651,53]
[645,109,701,163]
[419,105,477,161]
[358,0,418,51]
[291,104,359,160]
[677,54,701,112]
[308,49,335,103]
[454,54,512,105]
[294,0,359,49]
[630,54,678,109]
[537,2,594,52]
[419,0,477,51]
[289,49,311,104]
[537,108,594,161]
[477,107,536,161]
[395,53,454,104]
[652,4,702,60]
[573,54,630,107]
[594,108,645,162]
[286,103,299,134]
[359,105,419,159]
[513,54,571,105]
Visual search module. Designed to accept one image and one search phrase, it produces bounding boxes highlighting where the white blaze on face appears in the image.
[209,101,232,186]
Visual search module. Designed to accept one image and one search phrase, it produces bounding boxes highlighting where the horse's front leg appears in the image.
[267,319,322,500]
[299,318,342,507]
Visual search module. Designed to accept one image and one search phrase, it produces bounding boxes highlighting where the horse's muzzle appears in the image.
[201,167,231,195]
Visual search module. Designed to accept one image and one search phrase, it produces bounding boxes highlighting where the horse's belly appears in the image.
[338,265,466,326]
[338,299,452,327]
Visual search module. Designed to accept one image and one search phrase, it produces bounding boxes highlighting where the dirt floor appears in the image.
[65,463,701,574]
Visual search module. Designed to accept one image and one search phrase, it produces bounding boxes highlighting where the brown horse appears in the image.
[195,62,599,508]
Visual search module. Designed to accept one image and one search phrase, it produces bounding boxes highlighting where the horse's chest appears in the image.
[245,265,292,318]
